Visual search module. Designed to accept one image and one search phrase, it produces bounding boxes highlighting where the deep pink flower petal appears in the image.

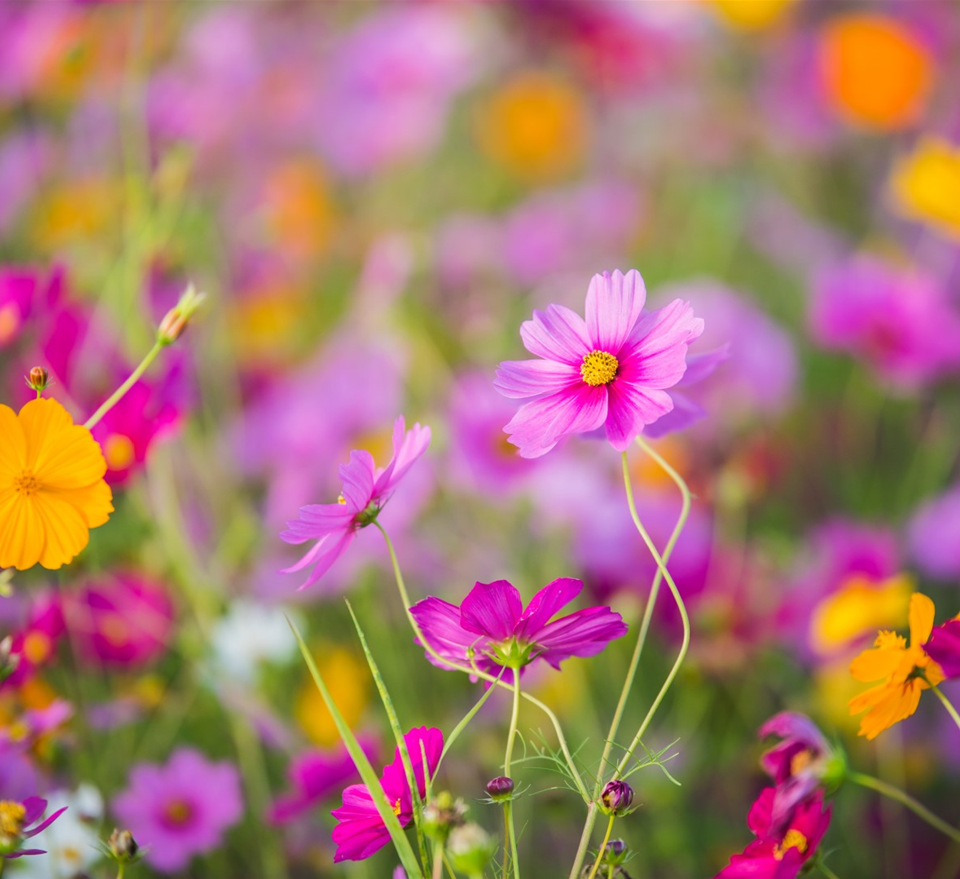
[504,383,609,458]
[515,577,583,638]
[460,580,523,640]
[519,304,592,365]
[22,805,67,838]
[339,451,377,510]
[19,797,47,828]
[746,788,775,837]
[410,596,481,669]
[493,360,581,400]
[619,299,704,389]
[604,381,674,451]
[585,269,646,353]
[7,849,48,858]
[925,620,960,679]
[380,727,444,800]
[531,606,628,667]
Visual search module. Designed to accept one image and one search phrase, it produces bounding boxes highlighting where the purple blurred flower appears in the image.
[331,727,442,862]
[267,738,378,826]
[495,269,703,458]
[280,417,431,590]
[112,749,243,874]
[925,620,960,679]
[907,484,960,580]
[759,713,840,833]
[410,578,627,679]
[0,797,67,858]
[809,255,960,389]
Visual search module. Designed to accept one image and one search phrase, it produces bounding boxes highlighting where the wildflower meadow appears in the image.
[3,2,960,878]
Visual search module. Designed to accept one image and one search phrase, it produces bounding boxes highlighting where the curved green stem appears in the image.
[849,771,960,843]
[584,815,615,879]
[503,675,522,879]
[374,522,589,803]
[84,341,163,429]
[932,685,960,734]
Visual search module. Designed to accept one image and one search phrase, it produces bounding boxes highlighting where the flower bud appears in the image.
[447,823,497,875]
[422,792,466,842]
[24,367,49,393]
[0,637,19,685]
[106,828,143,864]
[157,284,205,346]
[602,839,628,865]
[599,780,633,816]
[485,776,514,802]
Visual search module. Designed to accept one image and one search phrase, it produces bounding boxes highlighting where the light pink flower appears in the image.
[495,269,703,458]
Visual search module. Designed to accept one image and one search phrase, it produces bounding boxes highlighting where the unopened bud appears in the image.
[25,367,49,392]
[106,828,141,862]
[484,775,514,802]
[447,823,497,875]
[602,839,628,865]
[422,792,466,842]
[599,780,633,817]
[157,284,205,346]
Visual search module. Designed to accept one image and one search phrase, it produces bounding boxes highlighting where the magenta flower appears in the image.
[280,416,431,590]
[759,713,839,833]
[112,748,243,874]
[715,788,831,879]
[0,797,67,858]
[410,578,627,679]
[331,726,443,862]
[495,269,703,458]
[925,620,960,679]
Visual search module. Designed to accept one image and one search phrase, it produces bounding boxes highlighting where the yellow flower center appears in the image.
[163,799,193,826]
[580,350,619,387]
[22,631,52,665]
[875,630,907,650]
[773,829,809,861]
[0,801,26,837]
[790,749,814,776]
[103,434,135,471]
[393,798,403,817]
[12,470,40,497]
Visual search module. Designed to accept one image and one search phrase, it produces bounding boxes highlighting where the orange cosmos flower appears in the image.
[0,398,113,571]
[849,592,944,740]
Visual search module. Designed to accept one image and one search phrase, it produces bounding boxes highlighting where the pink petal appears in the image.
[532,607,628,667]
[494,359,581,400]
[604,382,673,451]
[519,304,592,366]
[925,620,960,678]
[339,451,377,510]
[410,596,478,666]
[280,505,354,543]
[460,580,523,640]
[374,418,431,496]
[503,383,609,459]
[515,578,582,638]
[585,270,647,353]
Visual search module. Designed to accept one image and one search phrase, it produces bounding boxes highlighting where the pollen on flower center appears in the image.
[162,799,194,827]
[789,749,814,776]
[773,829,808,861]
[12,470,40,496]
[580,350,619,386]
[393,798,402,817]
[0,801,26,836]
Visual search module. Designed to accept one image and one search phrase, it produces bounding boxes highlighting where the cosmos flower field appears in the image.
[2,1,960,877]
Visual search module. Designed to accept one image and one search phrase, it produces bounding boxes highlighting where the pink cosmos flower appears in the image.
[495,269,703,458]
[0,796,67,858]
[280,417,431,590]
[112,749,243,874]
[410,578,627,680]
[715,788,831,879]
[925,620,960,679]
[331,726,442,862]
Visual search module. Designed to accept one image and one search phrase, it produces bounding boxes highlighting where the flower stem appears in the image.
[432,843,444,879]
[374,522,589,802]
[817,860,842,879]
[614,445,691,777]
[584,815,615,879]
[932,685,960,734]
[849,771,960,843]
[503,674,522,879]
[116,866,125,879]
[84,341,163,429]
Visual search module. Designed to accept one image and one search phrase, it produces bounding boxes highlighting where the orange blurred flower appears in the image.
[818,14,933,130]
[0,398,113,571]
[848,593,944,740]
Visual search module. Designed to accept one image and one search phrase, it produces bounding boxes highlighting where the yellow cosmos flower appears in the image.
[849,593,944,740]
[890,136,960,240]
[0,398,113,571]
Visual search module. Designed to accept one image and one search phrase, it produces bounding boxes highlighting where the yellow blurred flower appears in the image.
[32,178,120,253]
[819,14,933,130]
[890,136,960,240]
[228,288,307,369]
[809,572,912,657]
[0,398,113,571]
[475,72,586,180]
[260,159,336,264]
[849,593,944,740]
[295,646,369,747]
[708,0,796,31]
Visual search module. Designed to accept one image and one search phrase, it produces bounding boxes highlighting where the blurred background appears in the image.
[1,0,960,876]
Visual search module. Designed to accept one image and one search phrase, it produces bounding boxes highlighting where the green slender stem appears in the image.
[432,843,443,879]
[507,802,521,879]
[849,771,960,843]
[932,685,960,734]
[502,803,511,879]
[818,860,842,879]
[584,815,615,879]
[116,865,125,879]
[503,675,522,879]
[374,522,589,802]
[84,341,163,429]
[614,447,691,777]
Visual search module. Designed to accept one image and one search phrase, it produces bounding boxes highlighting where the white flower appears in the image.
[209,600,298,683]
